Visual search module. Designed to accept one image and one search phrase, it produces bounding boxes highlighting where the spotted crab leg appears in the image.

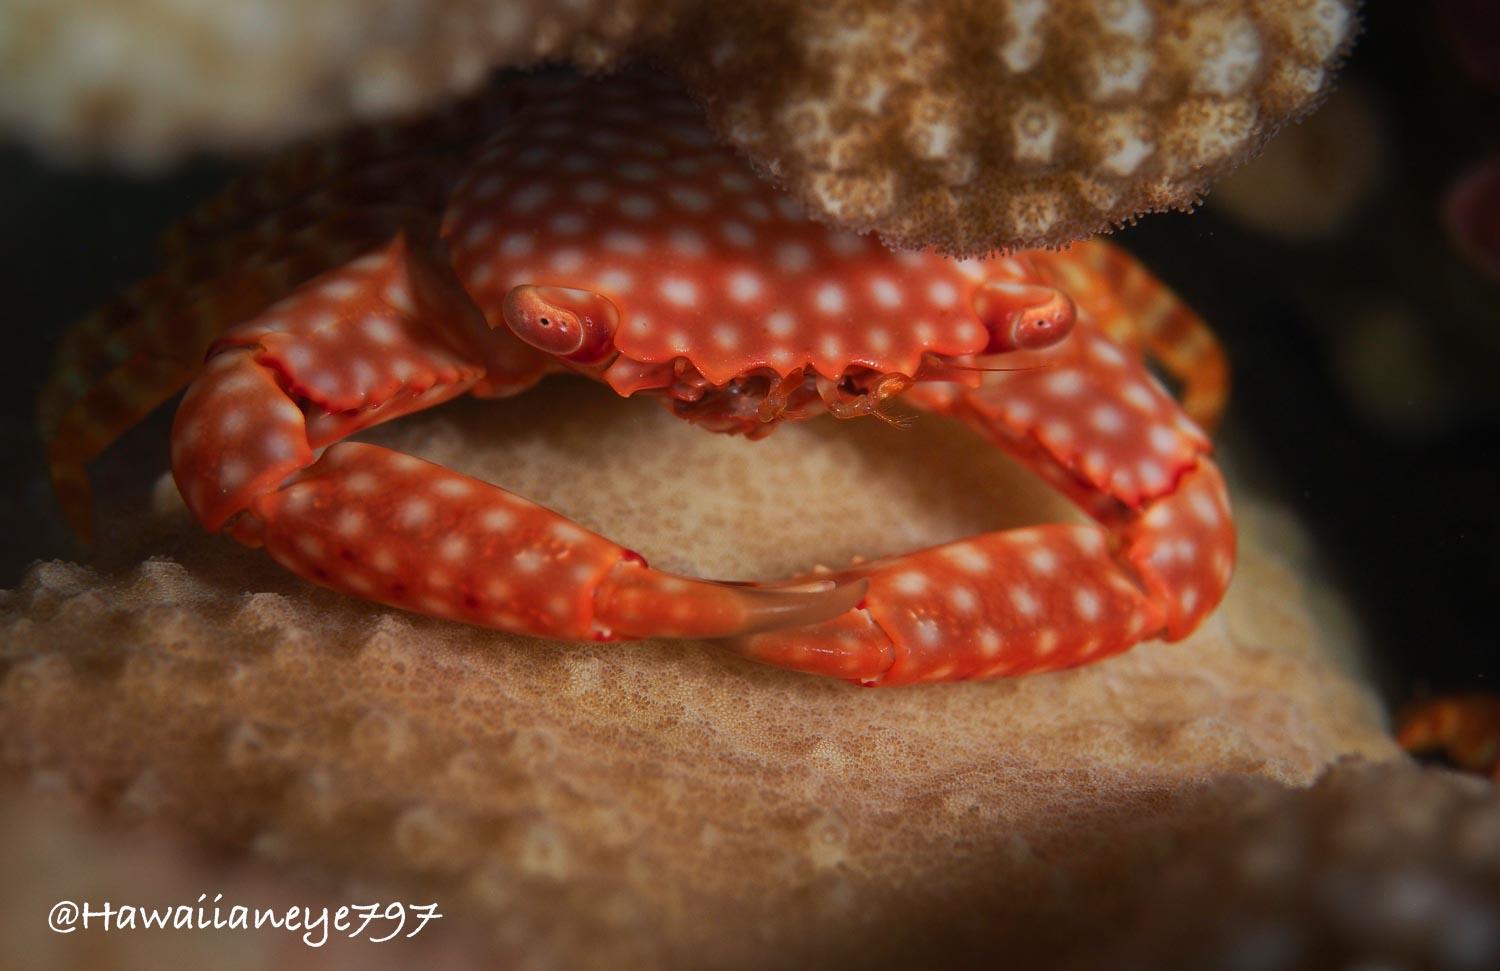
[41,204,442,540]
[1031,240,1230,431]
[171,234,864,642]
[736,315,1235,686]
[158,78,515,255]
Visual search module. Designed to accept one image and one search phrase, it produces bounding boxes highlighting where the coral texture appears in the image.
[1068,761,1500,971]
[669,0,1358,253]
[0,0,1356,252]
[3,379,1398,966]
[0,0,668,169]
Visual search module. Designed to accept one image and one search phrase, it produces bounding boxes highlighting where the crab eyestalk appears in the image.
[501,285,620,365]
[973,279,1077,352]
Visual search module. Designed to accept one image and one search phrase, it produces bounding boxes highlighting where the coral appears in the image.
[1067,761,1500,971]
[2,378,1400,966]
[0,0,1356,252]
[668,0,1359,253]
[0,0,670,169]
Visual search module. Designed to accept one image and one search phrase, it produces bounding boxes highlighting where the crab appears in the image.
[40,72,1235,686]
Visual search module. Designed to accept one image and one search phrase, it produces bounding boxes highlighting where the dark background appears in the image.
[2,3,1495,708]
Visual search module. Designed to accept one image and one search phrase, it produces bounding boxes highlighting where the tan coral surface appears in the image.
[1066,761,1500,970]
[0,0,1356,252]
[670,0,1358,253]
[1,377,1400,966]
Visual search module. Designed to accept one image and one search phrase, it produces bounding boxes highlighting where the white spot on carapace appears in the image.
[550,213,587,235]
[766,311,796,337]
[509,183,551,213]
[940,544,990,573]
[720,221,755,247]
[598,269,634,293]
[1074,589,1101,621]
[948,587,979,613]
[619,195,657,219]
[815,283,848,315]
[500,234,535,258]
[661,278,698,307]
[669,229,706,257]
[549,521,587,544]
[400,498,433,529]
[776,243,812,273]
[729,271,763,303]
[432,478,472,499]
[603,231,646,255]
[1090,405,1126,434]
[669,186,712,211]
[871,278,902,308]
[574,180,610,203]
[551,249,585,273]
[928,280,958,307]
[335,510,365,537]
[1044,370,1085,396]
[1027,549,1057,575]
[720,172,754,192]
[619,161,657,182]
[828,233,867,257]
[479,507,514,531]
[1189,491,1222,525]
[892,571,930,596]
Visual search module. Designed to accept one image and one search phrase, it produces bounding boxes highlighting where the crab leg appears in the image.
[736,318,1235,686]
[1031,240,1230,431]
[171,234,862,642]
[158,80,511,255]
[42,207,438,539]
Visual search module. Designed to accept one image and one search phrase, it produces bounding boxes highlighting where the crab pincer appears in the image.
[737,294,1234,685]
[171,233,864,642]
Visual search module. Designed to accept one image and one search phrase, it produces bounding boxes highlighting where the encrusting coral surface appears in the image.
[1,380,1409,967]
[0,0,1356,252]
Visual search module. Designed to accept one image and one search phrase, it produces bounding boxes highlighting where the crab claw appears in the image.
[598,571,869,639]
[731,313,1234,686]
[170,235,862,645]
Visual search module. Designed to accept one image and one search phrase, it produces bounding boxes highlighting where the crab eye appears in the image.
[502,285,618,360]
[1012,301,1075,349]
[972,280,1076,353]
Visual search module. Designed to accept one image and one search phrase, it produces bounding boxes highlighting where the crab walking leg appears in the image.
[171,235,860,642]
[159,88,502,254]
[737,320,1236,686]
[1031,240,1230,431]
[42,214,431,539]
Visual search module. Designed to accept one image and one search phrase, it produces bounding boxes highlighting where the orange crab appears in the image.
[41,72,1234,685]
